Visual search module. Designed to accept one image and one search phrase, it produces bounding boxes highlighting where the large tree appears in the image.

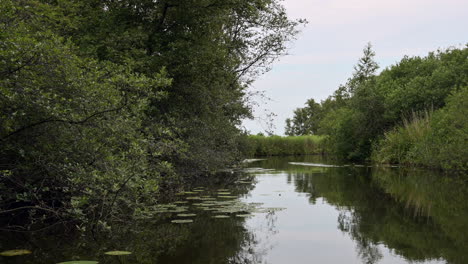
[0,0,304,228]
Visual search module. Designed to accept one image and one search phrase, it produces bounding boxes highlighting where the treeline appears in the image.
[243,135,325,156]
[0,0,302,228]
[286,43,467,171]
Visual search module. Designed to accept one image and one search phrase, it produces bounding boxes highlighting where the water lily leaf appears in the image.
[212,215,230,218]
[104,251,132,256]
[218,196,237,199]
[0,249,32,256]
[177,213,196,217]
[57,261,98,264]
[236,214,252,217]
[185,196,201,200]
[171,219,193,224]
[199,197,216,201]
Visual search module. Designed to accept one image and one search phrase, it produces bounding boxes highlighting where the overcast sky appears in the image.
[242,0,468,135]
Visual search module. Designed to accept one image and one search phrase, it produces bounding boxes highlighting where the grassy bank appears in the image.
[372,87,468,172]
[243,135,326,157]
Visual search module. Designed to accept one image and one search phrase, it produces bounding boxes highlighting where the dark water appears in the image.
[1,156,467,264]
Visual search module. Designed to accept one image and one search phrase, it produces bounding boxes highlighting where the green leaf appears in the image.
[104,251,132,256]
[0,249,32,256]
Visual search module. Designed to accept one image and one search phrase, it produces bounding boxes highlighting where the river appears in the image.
[1,155,467,264]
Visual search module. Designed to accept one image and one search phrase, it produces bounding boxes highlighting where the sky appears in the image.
[242,0,468,135]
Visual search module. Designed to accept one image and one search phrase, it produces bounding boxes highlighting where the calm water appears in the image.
[1,156,467,264]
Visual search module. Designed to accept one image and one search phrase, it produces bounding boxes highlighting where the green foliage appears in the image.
[288,43,467,168]
[0,0,174,224]
[374,87,468,171]
[0,0,303,228]
[285,99,322,136]
[243,135,325,157]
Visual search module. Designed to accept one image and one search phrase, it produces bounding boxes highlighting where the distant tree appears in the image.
[347,42,379,94]
[284,99,322,135]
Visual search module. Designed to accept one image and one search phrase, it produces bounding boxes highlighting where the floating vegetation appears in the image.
[235,180,253,184]
[212,215,230,218]
[57,261,98,264]
[104,251,132,256]
[171,219,194,224]
[152,184,285,221]
[242,159,266,163]
[236,214,251,217]
[288,162,341,168]
[177,213,197,217]
[186,196,202,200]
[253,207,287,213]
[167,208,188,213]
[201,207,218,211]
[241,167,272,173]
[199,197,216,201]
[0,249,32,256]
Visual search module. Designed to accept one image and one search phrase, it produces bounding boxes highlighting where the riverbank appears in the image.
[243,135,326,157]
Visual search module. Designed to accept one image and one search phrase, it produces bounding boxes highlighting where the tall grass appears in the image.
[243,135,326,157]
[373,87,468,171]
[373,110,433,165]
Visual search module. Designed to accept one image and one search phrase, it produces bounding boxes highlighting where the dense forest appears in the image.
[285,43,467,171]
[0,0,304,229]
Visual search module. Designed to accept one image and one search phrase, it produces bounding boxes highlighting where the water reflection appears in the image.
[0,175,270,264]
[254,156,468,264]
[1,156,467,264]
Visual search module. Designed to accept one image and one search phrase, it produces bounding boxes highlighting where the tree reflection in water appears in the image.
[285,160,468,264]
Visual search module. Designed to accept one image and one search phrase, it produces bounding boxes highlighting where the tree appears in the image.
[347,42,379,95]
[285,99,322,136]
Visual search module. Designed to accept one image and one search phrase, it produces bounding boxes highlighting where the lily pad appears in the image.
[57,261,98,264]
[0,249,32,256]
[236,214,252,217]
[104,251,132,256]
[212,215,230,218]
[171,219,194,224]
[218,195,237,199]
[177,213,196,217]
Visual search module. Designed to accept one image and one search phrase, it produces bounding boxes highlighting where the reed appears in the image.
[244,135,326,157]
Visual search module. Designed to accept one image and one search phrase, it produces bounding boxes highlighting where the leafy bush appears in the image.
[373,87,468,171]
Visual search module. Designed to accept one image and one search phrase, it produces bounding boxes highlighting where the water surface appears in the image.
[1,156,467,264]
